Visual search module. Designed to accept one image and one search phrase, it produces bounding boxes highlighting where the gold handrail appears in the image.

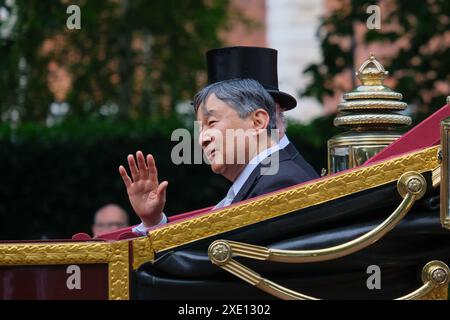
[213,257,449,300]
[396,260,449,300]
[209,172,426,264]
[207,172,450,300]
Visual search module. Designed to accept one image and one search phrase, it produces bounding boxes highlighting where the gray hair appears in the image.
[193,79,277,133]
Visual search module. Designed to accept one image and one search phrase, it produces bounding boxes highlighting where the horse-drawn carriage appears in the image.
[1,56,449,300]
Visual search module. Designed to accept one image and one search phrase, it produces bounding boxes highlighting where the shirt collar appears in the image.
[279,134,290,149]
[229,142,281,198]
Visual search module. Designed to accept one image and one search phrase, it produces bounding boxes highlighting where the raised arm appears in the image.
[119,151,168,227]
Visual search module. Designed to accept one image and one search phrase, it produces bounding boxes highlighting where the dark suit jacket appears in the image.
[284,141,318,177]
[231,148,319,204]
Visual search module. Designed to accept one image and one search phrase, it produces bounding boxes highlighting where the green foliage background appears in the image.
[0,0,234,239]
[302,0,450,114]
[0,119,225,239]
[0,0,230,121]
[0,118,333,240]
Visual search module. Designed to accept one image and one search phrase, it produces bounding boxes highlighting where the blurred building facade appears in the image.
[9,0,422,125]
[224,0,325,123]
[223,0,426,123]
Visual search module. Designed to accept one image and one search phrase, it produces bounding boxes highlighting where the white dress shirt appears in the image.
[132,214,168,235]
[213,143,281,209]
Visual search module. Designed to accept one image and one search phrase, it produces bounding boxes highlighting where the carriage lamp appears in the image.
[327,54,412,174]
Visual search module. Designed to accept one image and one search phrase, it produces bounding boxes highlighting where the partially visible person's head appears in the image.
[275,103,288,139]
[193,79,277,181]
[92,204,129,237]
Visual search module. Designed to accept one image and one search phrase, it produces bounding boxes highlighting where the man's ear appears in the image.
[251,108,270,134]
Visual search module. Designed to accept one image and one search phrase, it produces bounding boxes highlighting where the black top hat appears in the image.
[206,46,297,110]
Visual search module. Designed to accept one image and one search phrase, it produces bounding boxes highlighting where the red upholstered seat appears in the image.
[117,231,140,240]
[365,103,450,164]
[72,233,93,240]
[94,226,134,240]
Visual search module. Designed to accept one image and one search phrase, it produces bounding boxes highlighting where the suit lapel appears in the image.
[231,149,291,204]
[231,164,261,204]
[284,142,300,161]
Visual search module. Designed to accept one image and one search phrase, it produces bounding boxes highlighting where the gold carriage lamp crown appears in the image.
[328,54,412,173]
